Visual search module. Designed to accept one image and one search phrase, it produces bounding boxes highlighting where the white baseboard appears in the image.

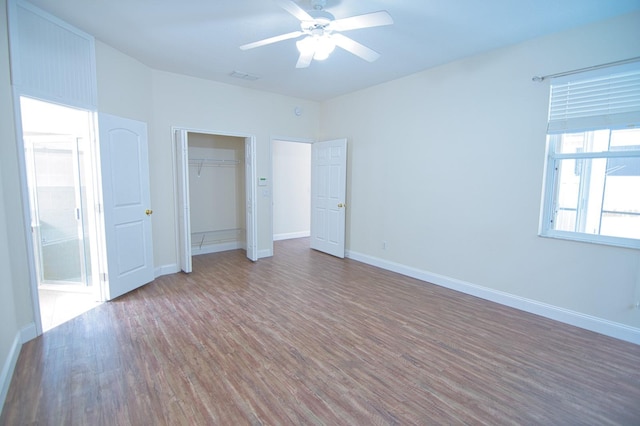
[155,263,180,278]
[20,323,37,344]
[192,241,244,256]
[258,248,273,259]
[346,250,640,345]
[273,231,310,241]
[1,333,22,415]
[156,243,262,278]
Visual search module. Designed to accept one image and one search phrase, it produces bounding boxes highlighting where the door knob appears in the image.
[337,203,344,208]
[145,209,153,216]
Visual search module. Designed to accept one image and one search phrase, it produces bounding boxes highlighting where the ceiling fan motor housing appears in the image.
[310,0,327,10]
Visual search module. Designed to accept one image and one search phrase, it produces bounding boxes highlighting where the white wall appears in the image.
[148,70,320,264]
[94,44,321,267]
[321,12,640,331]
[95,41,153,125]
[0,0,33,410]
[272,140,311,240]
[188,133,245,248]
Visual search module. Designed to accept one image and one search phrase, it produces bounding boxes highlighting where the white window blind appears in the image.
[547,63,640,134]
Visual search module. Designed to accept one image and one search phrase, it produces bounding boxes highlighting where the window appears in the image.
[540,64,640,249]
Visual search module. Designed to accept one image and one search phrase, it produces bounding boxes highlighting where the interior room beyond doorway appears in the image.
[272,139,311,242]
[19,96,102,332]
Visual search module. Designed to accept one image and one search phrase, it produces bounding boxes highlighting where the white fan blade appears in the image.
[331,11,393,32]
[296,49,314,68]
[332,33,380,62]
[240,31,304,50]
[274,0,314,22]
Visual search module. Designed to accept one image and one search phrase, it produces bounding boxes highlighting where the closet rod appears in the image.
[189,157,240,164]
[191,228,243,235]
[190,158,240,176]
[531,56,640,82]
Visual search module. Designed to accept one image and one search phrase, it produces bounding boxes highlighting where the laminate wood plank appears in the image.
[2,238,640,425]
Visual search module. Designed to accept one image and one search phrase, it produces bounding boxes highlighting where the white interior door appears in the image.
[245,137,258,261]
[175,129,192,273]
[99,113,154,299]
[310,138,347,258]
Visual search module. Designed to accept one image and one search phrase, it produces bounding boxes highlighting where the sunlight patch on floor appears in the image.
[39,290,102,332]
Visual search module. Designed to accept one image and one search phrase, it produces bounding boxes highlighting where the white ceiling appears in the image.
[26,0,640,101]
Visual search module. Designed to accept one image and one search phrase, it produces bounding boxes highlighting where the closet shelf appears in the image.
[189,158,241,177]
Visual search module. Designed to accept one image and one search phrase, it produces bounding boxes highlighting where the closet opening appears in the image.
[189,133,246,255]
[175,129,258,273]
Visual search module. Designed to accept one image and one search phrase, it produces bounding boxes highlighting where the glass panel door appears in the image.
[27,136,90,287]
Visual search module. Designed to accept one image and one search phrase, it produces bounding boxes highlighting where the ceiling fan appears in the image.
[240,0,393,68]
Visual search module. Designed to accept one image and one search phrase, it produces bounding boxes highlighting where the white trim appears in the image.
[540,230,640,250]
[171,126,259,267]
[0,322,36,415]
[12,91,43,337]
[245,137,258,261]
[274,231,310,241]
[269,135,315,257]
[154,264,180,278]
[346,250,640,345]
[20,323,37,343]
[258,248,273,259]
[0,334,21,415]
[192,241,244,256]
[270,135,315,144]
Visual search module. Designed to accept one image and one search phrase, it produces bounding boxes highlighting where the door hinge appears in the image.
[101,272,107,282]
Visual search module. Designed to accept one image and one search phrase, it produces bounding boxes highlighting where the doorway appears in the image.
[272,139,312,242]
[20,97,102,332]
[175,128,258,272]
[270,138,348,258]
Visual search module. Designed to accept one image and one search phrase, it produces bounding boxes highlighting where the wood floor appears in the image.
[2,238,640,425]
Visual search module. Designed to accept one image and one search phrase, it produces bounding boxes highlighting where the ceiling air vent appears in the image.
[230,71,260,81]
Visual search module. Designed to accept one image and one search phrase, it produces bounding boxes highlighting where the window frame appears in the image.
[540,128,640,250]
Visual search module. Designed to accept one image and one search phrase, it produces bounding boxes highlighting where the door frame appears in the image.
[269,136,314,255]
[11,93,106,337]
[172,126,258,270]
[269,136,348,257]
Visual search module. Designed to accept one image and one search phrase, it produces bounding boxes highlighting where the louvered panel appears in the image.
[9,0,97,109]
[547,63,640,134]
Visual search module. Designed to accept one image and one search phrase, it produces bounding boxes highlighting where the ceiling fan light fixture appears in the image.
[296,34,335,61]
[241,0,393,68]
[296,35,315,56]
[314,35,335,61]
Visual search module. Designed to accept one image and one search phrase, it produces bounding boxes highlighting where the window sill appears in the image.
[539,230,640,250]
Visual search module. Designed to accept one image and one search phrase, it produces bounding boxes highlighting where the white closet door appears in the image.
[176,129,192,273]
[245,138,258,261]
